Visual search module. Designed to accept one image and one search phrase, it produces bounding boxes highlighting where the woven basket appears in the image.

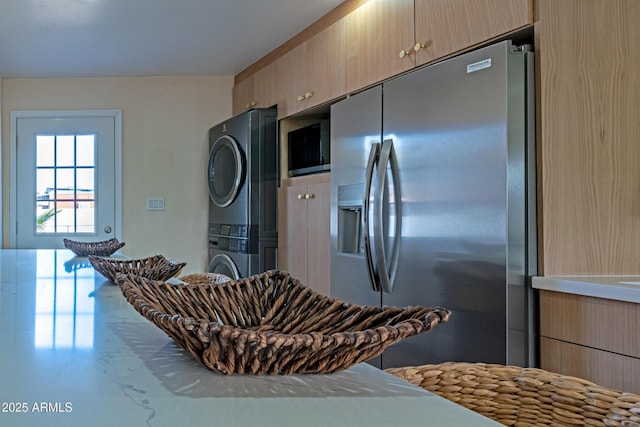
[63,238,125,257]
[178,272,232,285]
[385,362,640,427]
[116,270,451,375]
[89,254,186,283]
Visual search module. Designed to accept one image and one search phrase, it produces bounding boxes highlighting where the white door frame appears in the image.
[9,109,123,248]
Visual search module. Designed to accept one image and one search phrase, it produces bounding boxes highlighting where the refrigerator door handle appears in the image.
[374,139,402,294]
[363,142,381,292]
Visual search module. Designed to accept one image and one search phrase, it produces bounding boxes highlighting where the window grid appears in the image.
[35,133,96,234]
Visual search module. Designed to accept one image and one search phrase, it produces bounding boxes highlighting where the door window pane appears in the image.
[35,133,96,234]
[77,169,95,193]
[36,169,54,204]
[56,135,75,167]
[76,134,95,166]
[56,169,75,199]
[36,135,55,167]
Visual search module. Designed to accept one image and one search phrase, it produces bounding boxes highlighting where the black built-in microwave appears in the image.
[287,120,330,177]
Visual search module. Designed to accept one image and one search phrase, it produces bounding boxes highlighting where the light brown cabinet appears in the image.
[344,0,415,93]
[232,76,253,116]
[231,60,280,117]
[537,0,640,275]
[253,61,281,112]
[278,20,345,118]
[277,173,330,295]
[414,0,533,66]
[539,290,640,393]
[535,0,640,393]
[343,0,532,93]
[233,0,533,117]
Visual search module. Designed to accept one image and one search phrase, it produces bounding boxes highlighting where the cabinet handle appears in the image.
[298,92,314,102]
[399,49,413,58]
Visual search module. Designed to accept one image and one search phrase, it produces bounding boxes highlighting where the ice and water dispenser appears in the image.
[337,183,364,255]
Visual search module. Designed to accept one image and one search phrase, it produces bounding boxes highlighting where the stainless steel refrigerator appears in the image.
[330,40,537,369]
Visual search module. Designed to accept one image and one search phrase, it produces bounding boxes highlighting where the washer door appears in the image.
[208,135,245,207]
[208,253,241,280]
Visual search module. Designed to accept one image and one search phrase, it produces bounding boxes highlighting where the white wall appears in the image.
[2,76,233,273]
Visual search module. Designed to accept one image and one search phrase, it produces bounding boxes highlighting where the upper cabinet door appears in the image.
[344,0,415,94]
[252,59,280,111]
[232,76,253,116]
[277,42,307,118]
[278,20,346,119]
[302,19,346,114]
[232,59,280,117]
[414,0,533,66]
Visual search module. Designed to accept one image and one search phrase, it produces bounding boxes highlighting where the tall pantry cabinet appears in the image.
[537,0,640,276]
[536,0,640,392]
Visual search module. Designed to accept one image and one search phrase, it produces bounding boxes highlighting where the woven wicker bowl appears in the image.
[178,272,232,285]
[116,270,451,375]
[63,238,125,257]
[386,362,640,427]
[89,254,186,283]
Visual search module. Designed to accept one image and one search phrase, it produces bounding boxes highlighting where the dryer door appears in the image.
[208,135,245,207]
[208,253,241,280]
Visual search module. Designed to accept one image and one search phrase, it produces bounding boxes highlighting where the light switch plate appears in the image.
[146,197,165,211]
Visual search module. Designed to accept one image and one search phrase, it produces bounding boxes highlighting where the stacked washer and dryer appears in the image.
[207,108,278,279]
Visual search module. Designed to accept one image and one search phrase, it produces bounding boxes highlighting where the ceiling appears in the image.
[0,0,345,79]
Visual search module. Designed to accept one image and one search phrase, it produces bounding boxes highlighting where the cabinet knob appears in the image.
[297,194,304,200]
[246,101,257,108]
[414,42,425,52]
[399,49,413,58]
[298,92,314,101]
[305,193,314,199]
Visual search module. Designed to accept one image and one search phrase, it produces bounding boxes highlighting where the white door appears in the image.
[11,111,122,249]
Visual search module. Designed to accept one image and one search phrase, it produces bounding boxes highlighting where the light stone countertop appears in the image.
[532,275,640,303]
[0,249,501,427]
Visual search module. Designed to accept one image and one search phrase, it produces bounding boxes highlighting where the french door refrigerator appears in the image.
[330,40,537,369]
